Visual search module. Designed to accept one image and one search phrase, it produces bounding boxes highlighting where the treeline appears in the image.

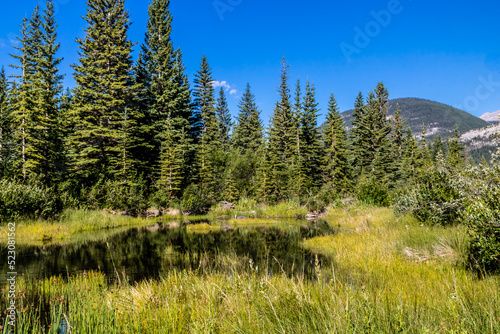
[0,0,470,213]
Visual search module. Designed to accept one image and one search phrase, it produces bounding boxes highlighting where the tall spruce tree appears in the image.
[268,56,295,198]
[0,68,11,176]
[447,124,466,167]
[69,0,138,183]
[215,87,231,150]
[9,16,35,179]
[232,83,262,153]
[135,0,193,190]
[322,93,350,191]
[299,80,322,192]
[38,0,64,182]
[193,55,218,193]
[350,91,367,172]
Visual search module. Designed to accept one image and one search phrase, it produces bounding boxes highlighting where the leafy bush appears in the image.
[181,184,212,215]
[393,166,462,226]
[355,175,390,207]
[394,154,500,273]
[0,178,62,221]
[104,178,150,216]
[456,164,500,273]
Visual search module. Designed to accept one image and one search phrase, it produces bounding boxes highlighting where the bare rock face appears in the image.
[164,208,181,216]
[145,208,161,219]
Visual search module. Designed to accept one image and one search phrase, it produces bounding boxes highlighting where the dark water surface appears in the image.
[0,219,336,283]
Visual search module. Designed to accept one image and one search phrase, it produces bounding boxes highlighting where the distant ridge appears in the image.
[340,97,489,139]
[460,122,500,163]
[480,110,500,124]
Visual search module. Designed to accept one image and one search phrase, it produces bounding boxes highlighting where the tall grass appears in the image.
[0,209,155,246]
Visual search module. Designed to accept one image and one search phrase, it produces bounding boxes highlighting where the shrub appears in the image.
[0,178,62,222]
[355,175,390,207]
[181,184,212,215]
[457,165,500,273]
[393,167,462,226]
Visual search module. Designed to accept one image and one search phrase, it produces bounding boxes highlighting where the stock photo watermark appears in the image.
[5,222,17,330]
[455,73,500,112]
[340,0,413,63]
[213,0,244,22]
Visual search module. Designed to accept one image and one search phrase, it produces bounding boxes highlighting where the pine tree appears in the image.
[391,104,407,180]
[0,68,12,175]
[37,0,64,182]
[215,87,231,151]
[322,93,350,192]
[292,78,302,157]
[158,118,185,198]
[401,127,424,180]
[350,91,367,173]
[9,16,34,179]
[447,124,466,167]
[371,82,394,181]
[69,0,138,183]
[193,55,218,193]
[300,80,322,192]
[431,134,446,161]
[232,83,262,153]
[419,123,430,162]
[268,56,295,198]
[255,137,272,202]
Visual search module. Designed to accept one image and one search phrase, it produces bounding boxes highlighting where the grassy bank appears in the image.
[2,207,499,333]
[0,209,156,246]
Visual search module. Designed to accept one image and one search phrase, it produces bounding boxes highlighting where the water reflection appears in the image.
[0,220,336,283]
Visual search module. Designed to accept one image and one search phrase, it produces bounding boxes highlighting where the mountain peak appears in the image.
[480,110,500,124]
[340,97,489,139]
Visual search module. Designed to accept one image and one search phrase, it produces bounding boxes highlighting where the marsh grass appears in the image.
[2,207,499,333]
[0,209,156,246]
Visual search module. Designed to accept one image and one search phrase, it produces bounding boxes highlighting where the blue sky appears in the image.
[1,0,500,125]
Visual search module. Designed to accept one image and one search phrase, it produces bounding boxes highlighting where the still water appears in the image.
[0,219,336,283]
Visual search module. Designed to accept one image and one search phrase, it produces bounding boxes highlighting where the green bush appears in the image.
[181,184,212,215]
[457,165,500,273]
[356,175,390,207]
[393,167,462,226]
[0,178,62,222]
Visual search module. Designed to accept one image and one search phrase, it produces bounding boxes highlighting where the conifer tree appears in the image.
[322,93,350,191]
[135,0,193,188]
[401,127,424,180]
[391,104,407,180]
[292,78,302,157]
[431,134,446,161]
[69,0,138,183]
[193,55,218,193]
[268,56,295,198]
[350,91,367,172]
[447,124,466,167]
[300,80,322,192]
[0,68,12,175]
[38,0,64,182]
[215,87,231,150]
[9,16,34,179]
[232,83,262,153]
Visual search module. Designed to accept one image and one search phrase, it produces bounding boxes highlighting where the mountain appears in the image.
[480,110,500,124]
[460,122,500,163]
[341,98,489,139]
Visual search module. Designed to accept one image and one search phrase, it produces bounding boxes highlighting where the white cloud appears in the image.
[212,80,237,95]
[212,80,230,90]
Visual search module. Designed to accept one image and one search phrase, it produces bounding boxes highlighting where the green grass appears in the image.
[2,206,499,333]
[0,209,156,246]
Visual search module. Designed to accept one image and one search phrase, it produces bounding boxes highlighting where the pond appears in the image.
[0,219,337,284]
